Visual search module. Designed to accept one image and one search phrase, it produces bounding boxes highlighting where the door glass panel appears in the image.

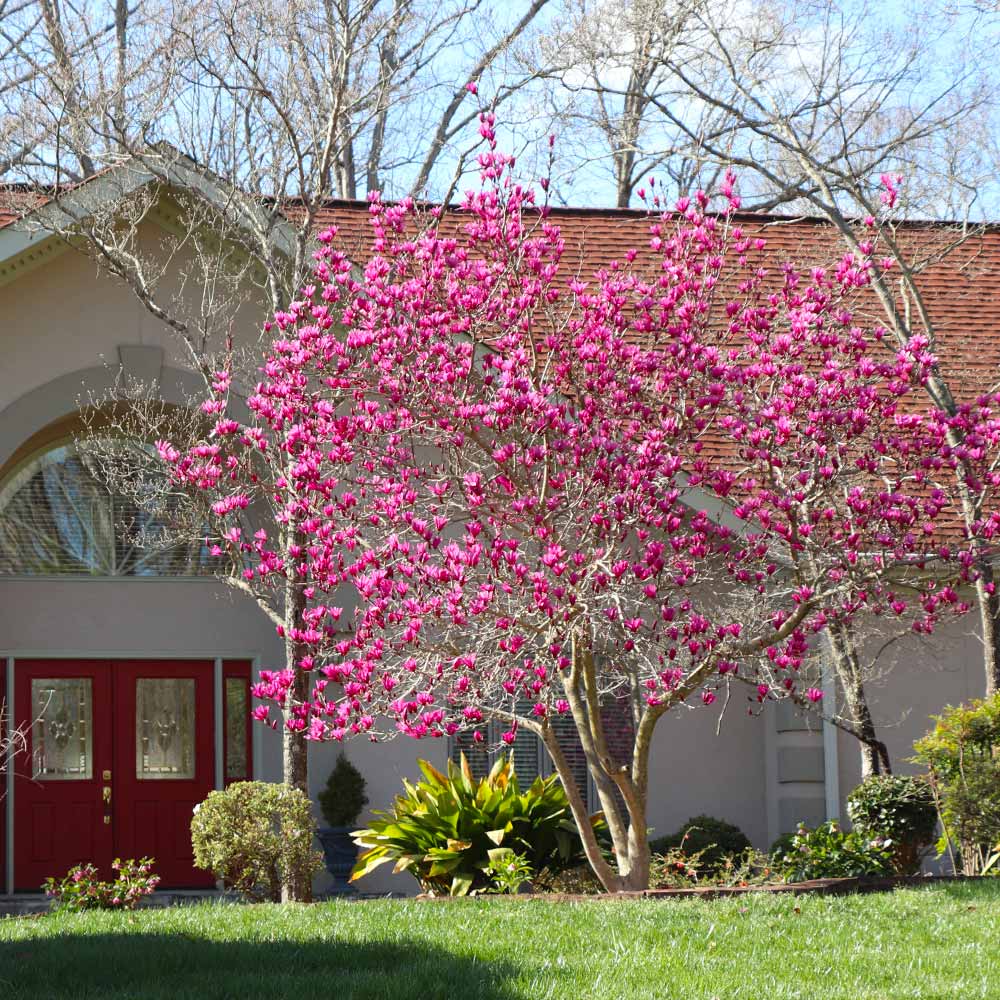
[31,678,93,780]
[136,678,195,780]
[224,677,249,781]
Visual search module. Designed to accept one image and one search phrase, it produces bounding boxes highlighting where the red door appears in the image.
[14,659,216,890]
[14,660,114,890]
[113,660,215,888]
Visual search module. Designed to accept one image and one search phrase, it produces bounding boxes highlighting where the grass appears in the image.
[0,883,998,999]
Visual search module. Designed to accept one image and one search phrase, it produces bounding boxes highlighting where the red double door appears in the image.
[14,659,218,890]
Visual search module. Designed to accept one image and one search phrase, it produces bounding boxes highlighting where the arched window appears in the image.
[0,439,217,577]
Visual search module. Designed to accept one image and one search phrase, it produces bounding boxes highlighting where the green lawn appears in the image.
[1,883,997,1000]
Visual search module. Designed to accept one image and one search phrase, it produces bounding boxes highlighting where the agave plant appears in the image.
[351,754,604,895]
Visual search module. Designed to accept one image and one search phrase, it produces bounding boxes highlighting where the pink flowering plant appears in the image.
[156,119,988,891]
[43,857,160,911]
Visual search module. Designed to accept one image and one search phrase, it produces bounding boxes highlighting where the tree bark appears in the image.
[280,572,311,903]
[826,625,891,779]
[974,565,1000,697]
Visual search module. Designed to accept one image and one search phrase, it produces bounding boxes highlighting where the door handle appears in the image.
[102,785,112,805]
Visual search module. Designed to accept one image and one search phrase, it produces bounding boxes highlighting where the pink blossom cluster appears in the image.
[157,122,994,746]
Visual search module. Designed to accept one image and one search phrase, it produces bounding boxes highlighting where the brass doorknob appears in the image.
[102,786,112,804]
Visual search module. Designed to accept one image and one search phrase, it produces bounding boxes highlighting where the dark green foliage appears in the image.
[846,774,937,874]
[318,753,369,828]
[769,832,797,860]
[650,815,752,873]
[351,754,605,895]
[772,820,895,882]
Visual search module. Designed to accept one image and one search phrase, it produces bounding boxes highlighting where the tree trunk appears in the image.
[280,573,311,903]
[849,684,892,779]
[826,625,891,779]
[975,565,1000,697]
[541,638,659,893]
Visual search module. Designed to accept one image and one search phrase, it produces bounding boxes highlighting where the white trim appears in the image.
[764,696,779,847]
[5,657,13,895]
[213,658,224,790]
[822,663,841,820]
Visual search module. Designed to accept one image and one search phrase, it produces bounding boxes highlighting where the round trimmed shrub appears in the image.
[846,774,937,874]
[191,781,323,901]
[650,815,752,873]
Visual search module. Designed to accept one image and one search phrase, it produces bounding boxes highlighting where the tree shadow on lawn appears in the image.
[0,926,530,1000]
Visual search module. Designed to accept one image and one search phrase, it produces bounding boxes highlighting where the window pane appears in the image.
[0,447,113,574]
[31,678,93,780]
[136,678,195,780]
[225,677,249,780]
[0,441,220,577]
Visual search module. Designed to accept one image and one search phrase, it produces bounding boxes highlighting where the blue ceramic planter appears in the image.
[316,826,359,895]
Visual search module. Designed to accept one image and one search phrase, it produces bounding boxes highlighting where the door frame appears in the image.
[1,650,261,895]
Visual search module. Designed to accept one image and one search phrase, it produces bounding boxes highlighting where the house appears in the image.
[0,161,996,894]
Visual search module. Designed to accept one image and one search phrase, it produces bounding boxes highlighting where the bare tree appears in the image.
[537,0,741,206]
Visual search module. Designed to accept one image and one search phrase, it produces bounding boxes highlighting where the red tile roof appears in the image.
[5,180,998,391]
[310,201,1000,395]
[0,185,48,227]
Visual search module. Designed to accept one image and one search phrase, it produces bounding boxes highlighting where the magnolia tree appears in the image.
[157,122,980,891]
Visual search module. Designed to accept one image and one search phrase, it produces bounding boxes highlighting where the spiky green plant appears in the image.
[351,754,604,895]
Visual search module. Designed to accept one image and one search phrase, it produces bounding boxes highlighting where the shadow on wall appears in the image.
[0,922,529,1000]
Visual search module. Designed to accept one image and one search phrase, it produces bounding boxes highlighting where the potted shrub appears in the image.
[316,753,368,893]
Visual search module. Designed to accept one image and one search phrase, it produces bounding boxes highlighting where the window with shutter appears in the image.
[446,694,635,817]
[448,726,494,780]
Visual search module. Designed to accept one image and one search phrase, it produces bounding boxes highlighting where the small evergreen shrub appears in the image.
[650,815,752,873]
[846,774,937,874]
[772,820,894,882]
[318,753,369,828]
[352,754,604,895]
[913,694,1000,875]
[190,781,323,901]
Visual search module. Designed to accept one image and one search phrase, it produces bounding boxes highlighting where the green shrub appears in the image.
[912,694,1000,875]
[772,820,894,882]
[769,832,797,860]
[318,753,369,828]
[351,754,604,895]
[483,849,534,894]
[190,781,323,901]
[846,774,938,874]
[650,815,752,873]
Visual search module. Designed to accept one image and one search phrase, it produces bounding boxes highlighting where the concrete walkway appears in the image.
[0,889,233,916]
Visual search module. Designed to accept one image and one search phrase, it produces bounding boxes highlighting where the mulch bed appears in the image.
[415,875,977,902]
